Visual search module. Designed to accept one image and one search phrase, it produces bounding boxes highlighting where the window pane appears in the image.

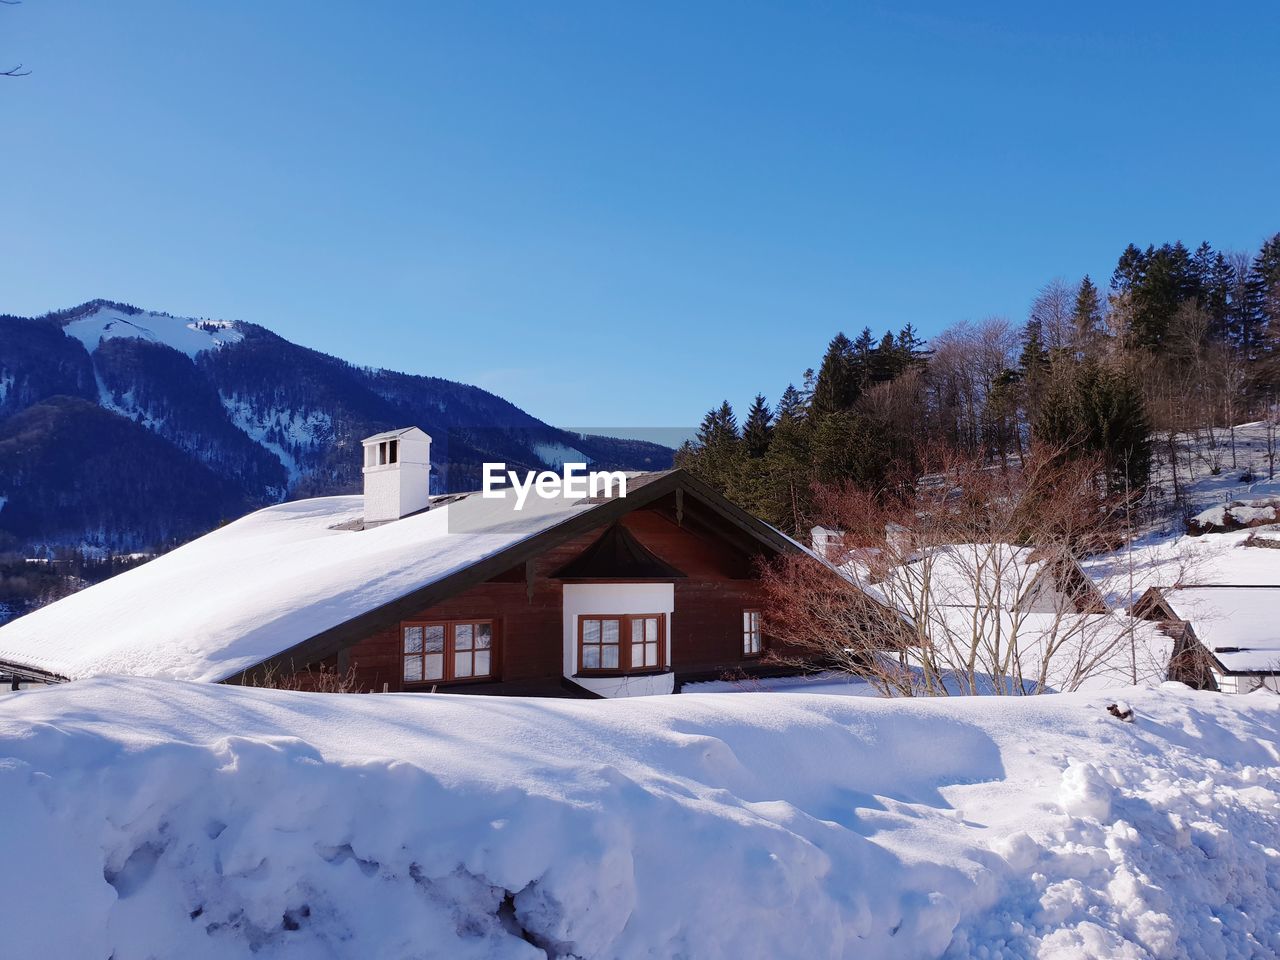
[632,619,645,644]
[455,652,472,678]
[583,619,600,643]
[424,653,444,680]
[603,645,619,669]
[646,617,659,642]
[647,641,658,665]
[602,620,619,644]
[404,625,424,654]
[744,611,753,631]
[455,623,473,651]
[403,655,423,682]
[424,625,445,653]
[583,646,600,669]
[474,650,491,676]
[476,623,492,649]
[632,642,644,666]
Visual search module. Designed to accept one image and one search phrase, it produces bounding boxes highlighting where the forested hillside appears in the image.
[0,301,672,554]
[678,233,1280,533]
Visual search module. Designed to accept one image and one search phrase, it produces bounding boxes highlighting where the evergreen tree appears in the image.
[896,323,928,370]
[759,390,813,533]
[1032,359,1151,494]
[742,394,773,458]
[1072,275,1104,347]
[867,330,899,384]
[809,412,891,488]
[775,384,806,421]
[810,333,858,416]
[675,401,743,492]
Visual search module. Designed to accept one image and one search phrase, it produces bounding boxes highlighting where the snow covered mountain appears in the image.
[0,300,672,551]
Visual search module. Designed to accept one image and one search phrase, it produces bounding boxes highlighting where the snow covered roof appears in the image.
[1155,586,1280,674]
[885,543,1101,612]
[0,471,795,684]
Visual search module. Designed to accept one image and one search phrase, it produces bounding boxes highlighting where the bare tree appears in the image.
[1030,278,1077,354]
[1,0,29,78]
[761,445,1173,696]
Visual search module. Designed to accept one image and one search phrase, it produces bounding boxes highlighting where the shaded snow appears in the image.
[0,679,1276,959]
[533,441,589,468]
[219,395,332,486]
[64,305,243,358]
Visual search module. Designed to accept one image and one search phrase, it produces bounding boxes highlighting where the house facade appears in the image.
[0,428,807,697]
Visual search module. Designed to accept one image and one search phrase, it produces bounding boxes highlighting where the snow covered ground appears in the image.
[1,678,1277,959]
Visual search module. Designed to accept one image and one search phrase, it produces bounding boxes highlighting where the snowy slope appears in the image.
[63,304,243,357]
[0,679,1276,959]
[0,485,610,682]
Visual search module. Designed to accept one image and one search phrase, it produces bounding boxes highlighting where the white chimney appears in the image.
[362,427,432,525]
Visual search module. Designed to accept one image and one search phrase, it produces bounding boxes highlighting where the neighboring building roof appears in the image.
[1135,585,1280,675]
[889,543,1107,613]
[0,470,795,684]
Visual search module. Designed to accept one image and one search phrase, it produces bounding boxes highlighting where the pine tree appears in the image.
[675,401,743,493]
[775,384,806,421]
[810,334,858,416]
[867,331,899,384]
[896,323,928,370]
[759,391,813,533]
[1250,233,1280,384]
[809,412,891,488]
[1032,359,1151,494]
[742,394,773,458]
[1072,276,1104,348]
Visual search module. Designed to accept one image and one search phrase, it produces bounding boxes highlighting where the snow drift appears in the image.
[0,679,1278,959]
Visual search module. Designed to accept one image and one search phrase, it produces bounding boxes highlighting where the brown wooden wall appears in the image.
[341,501,771,694]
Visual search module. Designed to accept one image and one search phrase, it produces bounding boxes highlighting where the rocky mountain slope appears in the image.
[0,300,671,552]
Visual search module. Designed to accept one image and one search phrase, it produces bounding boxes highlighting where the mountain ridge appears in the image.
[0,300,673,552]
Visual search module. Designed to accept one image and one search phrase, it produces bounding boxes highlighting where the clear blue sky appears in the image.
[2,2,1278,432]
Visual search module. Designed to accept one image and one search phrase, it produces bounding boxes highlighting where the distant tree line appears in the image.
[677,232,1280,533]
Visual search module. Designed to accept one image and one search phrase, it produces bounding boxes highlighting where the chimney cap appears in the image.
[362,426,432,445]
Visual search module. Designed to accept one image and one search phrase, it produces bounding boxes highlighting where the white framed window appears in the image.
[743,609,763,657]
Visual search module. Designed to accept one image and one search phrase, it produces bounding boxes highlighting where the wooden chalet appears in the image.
[0,427,825,698]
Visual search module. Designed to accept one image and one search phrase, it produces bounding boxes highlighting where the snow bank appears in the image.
[1191,498,1280,534]
[1,679,1277,959]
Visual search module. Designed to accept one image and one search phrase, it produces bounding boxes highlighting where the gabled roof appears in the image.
[1133,585,1280,676]
[0,470,796,684]
[552,523,687,580]
[362,426,430,444]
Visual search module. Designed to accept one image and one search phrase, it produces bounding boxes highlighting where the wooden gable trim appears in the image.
[0,661,67,685]
[226,469,800,684]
